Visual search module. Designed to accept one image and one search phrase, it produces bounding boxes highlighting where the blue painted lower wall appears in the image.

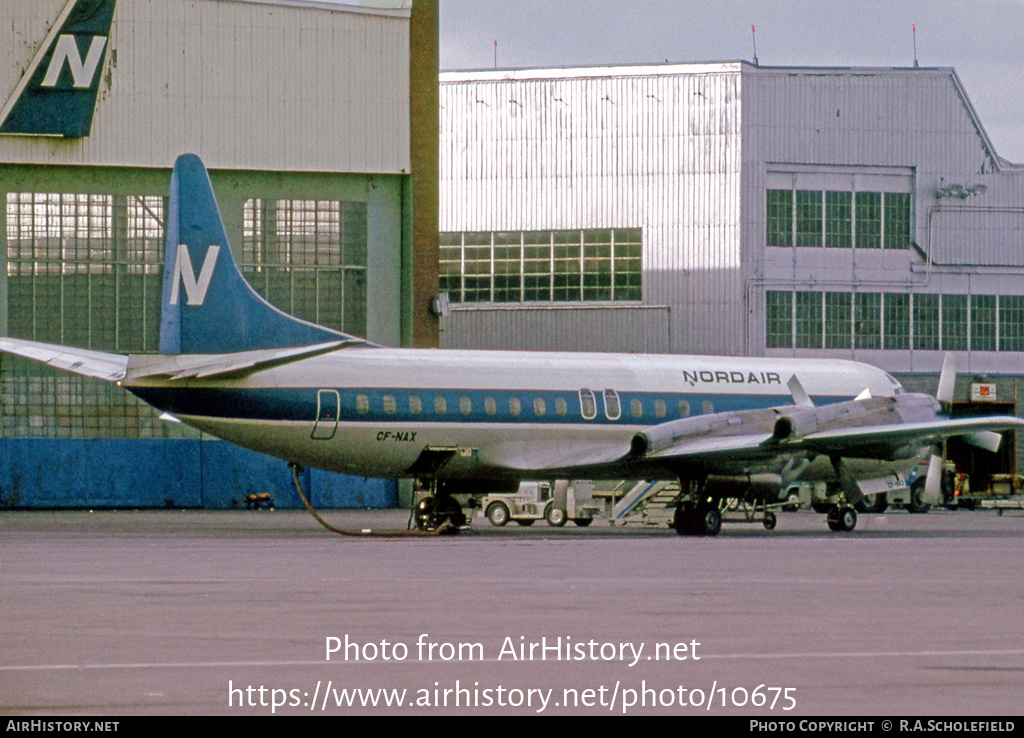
[0,439,397,509]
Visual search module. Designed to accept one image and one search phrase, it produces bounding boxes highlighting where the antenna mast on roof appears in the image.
[751,25,759,66]
[912,24,919,67]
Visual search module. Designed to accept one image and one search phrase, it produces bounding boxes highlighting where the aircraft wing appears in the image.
[0,337,128,382]
[798,416,1024,458]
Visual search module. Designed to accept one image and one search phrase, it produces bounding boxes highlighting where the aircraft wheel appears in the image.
[687,501,721,537]
[416,495,465,533]
[827,506,857,532]
[486,502,510,527]
[763,511,777,530]
[696,506,722,537]
[672,503,694,535]
[545,503,567,527]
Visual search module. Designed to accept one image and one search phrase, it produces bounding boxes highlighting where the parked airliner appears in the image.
[1,154,1021,535]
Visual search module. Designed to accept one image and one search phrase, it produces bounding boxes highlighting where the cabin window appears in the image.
[555,397,567,416]
[603,389,621,420]
[484,396,497,415]
[383,395,396,414]
[409,395,422,414]
[702,400,714,415]
[459,396,472,415]
[533,397,546,416]
[508,397,521,416]
[654,399,667,418]
[678,400,690,418]
[434,396,447,414]
[356,395,369,414]
[579,389,597,420]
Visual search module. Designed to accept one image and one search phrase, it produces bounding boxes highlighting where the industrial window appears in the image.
[825,192,852,248]
[766,190,792,247]
[884,193,911,249]
[795,292,823,349]
[855,192,882,249]
[971,296,997,352]
[913,294,939,350]
[854,293,881,349]
[768,188,910,250]
[824,293,852,349]
[999,296,1024,352]
[765,291,1017,352]
[439,229,642,303]
[941,295,968,351]
[795,191,823,248]
[884,294,910,350]
[5,192,165,353]
[765,291,793,349]
[243,198,367,337]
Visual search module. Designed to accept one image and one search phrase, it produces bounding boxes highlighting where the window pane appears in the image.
[766,190,792,247]
[941,294,967,350]
[971,295,996,351]
[999,296,1024,352]
[766,291,793,348]
[825,191,852,248]
[854,293,881,349]
[913,294,939,350]
[825,292,852,349]
[855,192,881,249]
[795,292,823,349]
[884,192,911,249]
[884,293,910,349]
[795,190,822,248]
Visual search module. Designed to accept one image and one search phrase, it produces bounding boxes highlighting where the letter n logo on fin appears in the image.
[0,0,117,137]
[170,245,220,306]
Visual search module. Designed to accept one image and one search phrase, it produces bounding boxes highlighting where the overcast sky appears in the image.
[438,0,1024,162]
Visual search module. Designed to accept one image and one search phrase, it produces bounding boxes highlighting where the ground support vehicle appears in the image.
[478,481,601,527]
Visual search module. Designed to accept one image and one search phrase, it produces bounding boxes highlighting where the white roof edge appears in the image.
[224,0,410,18]
[440,61,745,82]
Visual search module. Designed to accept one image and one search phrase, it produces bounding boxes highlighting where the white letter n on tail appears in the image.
[170,245,220,305]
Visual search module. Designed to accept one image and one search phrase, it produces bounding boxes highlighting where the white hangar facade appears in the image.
[439,62,1024,481]
[0,0,439,508]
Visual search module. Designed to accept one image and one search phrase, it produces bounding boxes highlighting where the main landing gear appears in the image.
[672,494,722,537]
[826,505,857,532]
[413,481,466,534]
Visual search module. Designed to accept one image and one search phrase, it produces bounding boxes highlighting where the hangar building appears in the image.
[0,0,439,508]
[439,63,1024,485]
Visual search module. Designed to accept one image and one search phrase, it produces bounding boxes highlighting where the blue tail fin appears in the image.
[159,154,356,355]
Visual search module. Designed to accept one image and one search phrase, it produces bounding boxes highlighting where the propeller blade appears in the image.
[964,430,1003,453]
[936,352,957,405]
[788,375,814,408]
[923,453,943,505]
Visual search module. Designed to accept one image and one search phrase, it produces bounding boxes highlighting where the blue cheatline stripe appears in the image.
[128,386,852,426]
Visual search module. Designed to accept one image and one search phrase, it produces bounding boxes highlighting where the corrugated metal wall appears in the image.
[440,64,744,355]
[0,0,411,173]
[440,304,670,353]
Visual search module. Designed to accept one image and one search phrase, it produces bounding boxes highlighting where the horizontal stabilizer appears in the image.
[0,337,127,382]
[127,340,364,381]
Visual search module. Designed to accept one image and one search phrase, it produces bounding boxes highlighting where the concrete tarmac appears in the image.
[2,507,1023,716]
